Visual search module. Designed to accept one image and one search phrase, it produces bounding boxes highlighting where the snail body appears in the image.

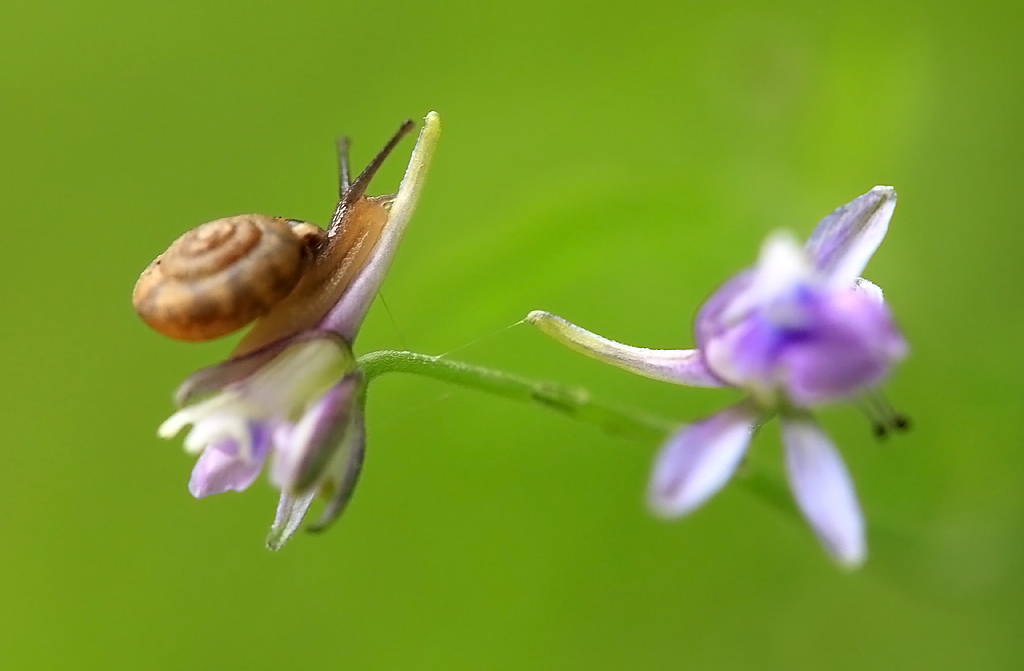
[132,120,414,350]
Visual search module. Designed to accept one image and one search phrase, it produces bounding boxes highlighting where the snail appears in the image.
[133,119,415,355]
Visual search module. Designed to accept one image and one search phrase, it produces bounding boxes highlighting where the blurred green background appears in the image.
[2,0,1022,668]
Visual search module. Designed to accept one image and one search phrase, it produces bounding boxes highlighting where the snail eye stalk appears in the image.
[336,136,351,198]
[327,119,413,231]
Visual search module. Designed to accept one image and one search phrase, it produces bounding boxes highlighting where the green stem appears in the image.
[356,349,801,526]
[357,350,674,443]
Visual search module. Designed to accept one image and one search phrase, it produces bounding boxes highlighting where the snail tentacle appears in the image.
[336,136,351,197]
[329,119,414,231]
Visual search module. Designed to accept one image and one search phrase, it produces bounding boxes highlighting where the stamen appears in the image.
[858,392,911,439]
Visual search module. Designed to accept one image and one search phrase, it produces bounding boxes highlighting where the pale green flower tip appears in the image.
[525,309,566,335]
[525,310,554,325]
[265,528,286,552]
[525,309,620,364]
[525,310,579,348]
[395,111,441,205]
[424,110,441,135]
[525,310,611,353]
[527,309,598,346]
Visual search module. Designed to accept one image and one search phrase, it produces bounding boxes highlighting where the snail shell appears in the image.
[133,214,322,342]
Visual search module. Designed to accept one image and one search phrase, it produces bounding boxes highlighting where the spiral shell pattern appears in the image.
[133,214,308,342]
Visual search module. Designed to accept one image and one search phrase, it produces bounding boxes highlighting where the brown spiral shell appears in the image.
[132,214,314,342]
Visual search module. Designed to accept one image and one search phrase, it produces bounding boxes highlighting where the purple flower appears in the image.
[528,186,907,567]
[157,113,440,549]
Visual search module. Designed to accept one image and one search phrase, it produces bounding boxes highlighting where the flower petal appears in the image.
[266,490,317,551]
[695,232,814,356]
[694,270,754,351]
[853,277,884,304]
[702,311,782,405]
[779,289,907,406]
[321,111,441,342]
[308,409,367,532]
[527,310,723,387]
[174,330,344,407]
[804,186,896,288]
[743,231,815,322]
[648,402,759,517]
[781,416,865,568]
[182,413,250,457]
[187,426,272,498]
[272,373,362,493]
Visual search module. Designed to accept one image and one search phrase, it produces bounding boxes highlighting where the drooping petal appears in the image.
[266,490,317,551]
[242,338,354,421]
[804,186,896,288]
[174,330,343,407]
[781,416,865,568]
[321,111,441,342]
[648,402,759,517]
[188,425,272,498]
[527,310,723,387]
[309,409,367,532]
[694,270,753,351]
[271,372,362,494]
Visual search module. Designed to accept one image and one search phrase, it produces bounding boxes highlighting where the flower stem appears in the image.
[356,349,801,525]
[356,350,675,442]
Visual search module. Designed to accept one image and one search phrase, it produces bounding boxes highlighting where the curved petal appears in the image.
[693,270,753,352]
[321,111,441,342]
[702,312,782,404]
[527,310,723,387]
[272,373,361,493]
[804,186,896,288]
[187,425,272,498]
[188,444,262,498]
[781,416,865,568]
[648,402,759,517]
[174,330,345,407]
[309,409,367,532]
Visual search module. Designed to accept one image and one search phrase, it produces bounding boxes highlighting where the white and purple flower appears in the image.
[528,186,907,567]
[158,113,440,549]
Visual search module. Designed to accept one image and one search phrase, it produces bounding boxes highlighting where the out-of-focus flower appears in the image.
[153,113,440,549]
[529,187,907,567]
